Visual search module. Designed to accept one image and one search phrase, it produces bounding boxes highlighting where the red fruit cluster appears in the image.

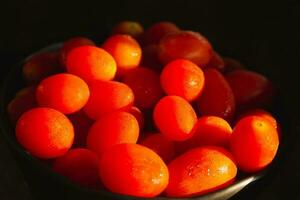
[8,20,280,198]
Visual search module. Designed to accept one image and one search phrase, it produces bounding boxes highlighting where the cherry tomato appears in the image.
[122,67,163,109]
[158,31,213,66]
[99,143,169,197]
[84,80,134,120]
[166,146,237,197]
[16,108,74,158]
[197,69,235,121]
[160,59,205,102]
[230,116,279,172]
[153,95,197,141]
[66,46,116,83]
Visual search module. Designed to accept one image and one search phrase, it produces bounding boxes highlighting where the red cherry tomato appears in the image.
[197,69,235,121]
[122,67,163,109]
[142,21,180,45]
[226,70,275,111]
[158,31,213,66]
[52,148,99,187]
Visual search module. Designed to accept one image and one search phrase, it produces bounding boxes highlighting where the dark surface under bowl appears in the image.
[0,42,289,200]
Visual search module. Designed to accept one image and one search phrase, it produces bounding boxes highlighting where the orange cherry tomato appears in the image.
[66,46,116,83]
[153,95,197,141]
[99,143,169,197]
[87,111,139,157]
[84,80,134,120]
[36,73,90,114]
[166,146,237,197]
[102,34,142,76]
[160,59,205,102]
[60,37,95,68]
[176,116,232,155]
[16,108,74,158]
[230,116,279,172]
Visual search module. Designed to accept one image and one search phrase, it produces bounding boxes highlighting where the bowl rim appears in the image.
[0,43,269,200]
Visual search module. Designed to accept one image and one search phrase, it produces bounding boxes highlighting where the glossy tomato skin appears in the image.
[166,146,237,197]
[160,59,205,102]
[176,116,232,155]
[66,46,117,83]
[153,96,197,141]
[230,116,279,173]
[238,108,281,141]
[16,108,74,159]
[60,37,95,68]
[84,80,134,120]
[102,34,142,76]
[235,108,278,129]
[87,111,139,157]
[99,143,169,197]
[36,73,90,114]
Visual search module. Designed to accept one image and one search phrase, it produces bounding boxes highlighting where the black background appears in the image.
[0,0,300,199]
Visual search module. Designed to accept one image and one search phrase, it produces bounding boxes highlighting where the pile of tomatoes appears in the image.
[7,21,279,198]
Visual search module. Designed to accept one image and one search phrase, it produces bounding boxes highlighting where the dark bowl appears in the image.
[0,43,287,200]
